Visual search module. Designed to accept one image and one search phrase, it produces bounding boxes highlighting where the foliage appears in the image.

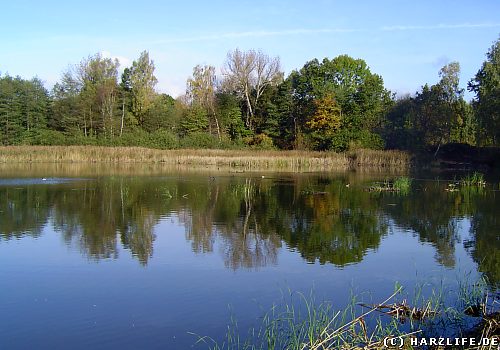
[393,176,412,194]
[469,36,500,146]
[384,63,475,152]
[278,55,392,151]
[31,129,68,146]
[222,49,282,132]
[348,130,385,151]
[215,93,249,140]
[369,177,412,195]
[142,93,180,133]
[243,133,276,150]
[187,65,221,138]
[0,44,495,155]
[383,95,415,150]
[107,129,178,149]
[0,75,49,145]
[179,104,209,136]
[460,172,486,187]
[125,50,158,127]
[411,63,469,152]
[50,53,121,138]
[180,132,223,149]
[305,94,342,150]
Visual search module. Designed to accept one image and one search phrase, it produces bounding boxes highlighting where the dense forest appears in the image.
[0,37,498,152]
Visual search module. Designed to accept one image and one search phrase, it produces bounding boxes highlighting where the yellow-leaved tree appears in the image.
[306,94,342,150]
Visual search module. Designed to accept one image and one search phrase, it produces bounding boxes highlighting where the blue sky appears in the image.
[1,0,499,99]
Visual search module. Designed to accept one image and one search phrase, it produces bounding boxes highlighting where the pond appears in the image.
[0,164,498,349]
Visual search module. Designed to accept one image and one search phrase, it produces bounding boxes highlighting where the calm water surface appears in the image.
[0,165,498,349]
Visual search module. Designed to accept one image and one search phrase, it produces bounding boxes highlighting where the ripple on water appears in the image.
[0,178,87,186]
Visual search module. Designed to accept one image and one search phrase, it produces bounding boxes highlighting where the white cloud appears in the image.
[381,23,500,31]
[149,28,359,45]
[100,50,132,69]
[146,22,500,45]
[432,55,451,68]
[156,76,186,97]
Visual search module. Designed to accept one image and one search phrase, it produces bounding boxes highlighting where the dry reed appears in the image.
[0,146,411,171]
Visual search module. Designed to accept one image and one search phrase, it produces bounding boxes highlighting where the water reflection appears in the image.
[464,190,500,283]
[0,186,48,240]
[0,172,498,284]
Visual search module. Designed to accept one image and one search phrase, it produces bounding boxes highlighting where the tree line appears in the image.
[0,36,498,151]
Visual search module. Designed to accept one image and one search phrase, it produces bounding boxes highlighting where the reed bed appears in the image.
[347,149,411,168]
[198,279,499,350]
[461,172,487,187]
[0,146,411,171]
[196,287,417,350]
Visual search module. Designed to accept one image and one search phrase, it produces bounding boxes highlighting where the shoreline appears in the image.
[0,146,411,171]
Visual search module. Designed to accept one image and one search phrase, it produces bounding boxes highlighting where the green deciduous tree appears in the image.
[469,36,500,145]
[179,104,209,136]
[187,64,220,138]
[278,55,391,150]
[79,54,120,137]
[125,51,158,128]
[215,93,247,140]
[52,53,120,138]
[383,95,414,149]
[142,93,181,133]
[412,62,473,153]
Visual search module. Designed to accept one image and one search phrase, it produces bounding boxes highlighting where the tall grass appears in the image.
[196,279,498,350]
[195,288,413,350]
[369,176,412,194]
[347,149,411,168]
[393,176,412,194]
[461,172,486,187]
[0,146,411,171]
[445,172,487,194]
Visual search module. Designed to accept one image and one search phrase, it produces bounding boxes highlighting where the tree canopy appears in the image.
[469,36,500,145]
[1,38,498,152]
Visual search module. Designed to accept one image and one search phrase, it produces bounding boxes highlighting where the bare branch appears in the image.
[222,48,282,130]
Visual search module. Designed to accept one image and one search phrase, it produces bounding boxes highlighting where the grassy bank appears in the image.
[197,280,499,350]
[0,146,411,170]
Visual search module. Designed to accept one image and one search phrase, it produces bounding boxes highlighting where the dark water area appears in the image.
[0,165,498,349]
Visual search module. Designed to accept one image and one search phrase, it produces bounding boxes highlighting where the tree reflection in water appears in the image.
[0,173,497,284]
